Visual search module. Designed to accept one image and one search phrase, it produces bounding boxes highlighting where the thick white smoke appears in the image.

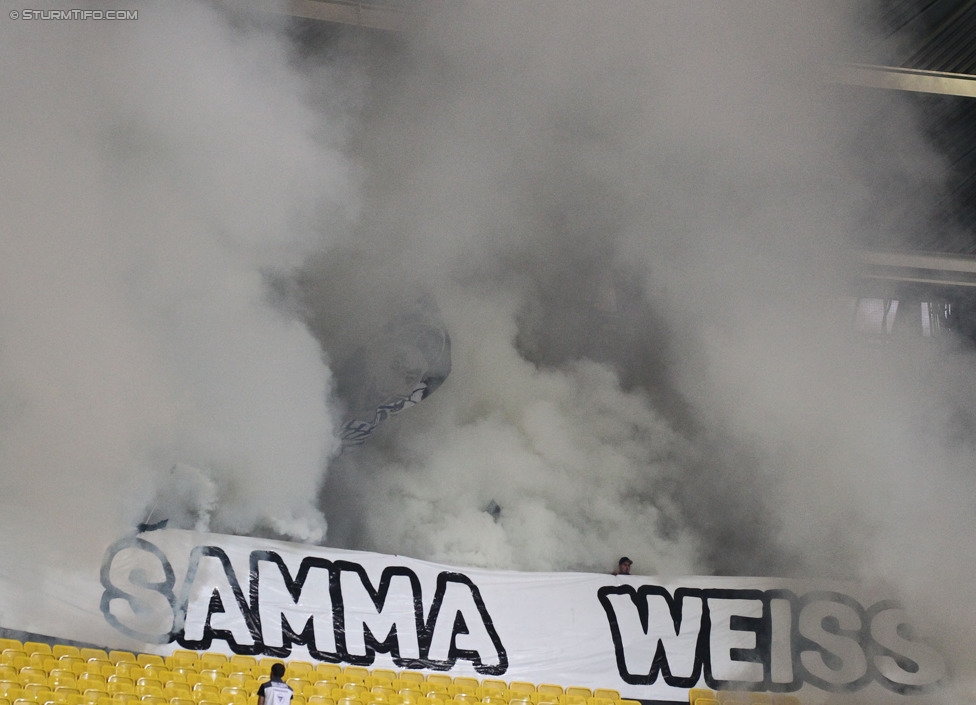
[3,0,976,695]
[0,2,355,587]
[298,1,976,691]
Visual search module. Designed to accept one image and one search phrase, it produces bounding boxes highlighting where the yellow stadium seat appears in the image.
[334,685,364,702]
[536,686,562,698]
[29,657,53,674]
[480,697,506,705]
[284,682,309,695]
[509,685,535,696]
[22,645,51,658]
[586,698,613,705]
[107,655,136,668]
[166,655,197,670]
[303,686,330,699]
[197,657,226,671]
[164,684,191,697]
[312,667,340,683]
[291,697,306,705]
[226,660,254,675]
[306,697,333,705]
[0,653,24,667]
[285,665,311,679]
[19,669,47,686]
[591,693,617,702]
[508,698,532,705]
[57,657,83,671]
[0,641,22,653]
[137,658,164,670]
[136,688,163,702]
[564,690,590,700]
[82,689,109,704]
[0,681,24,700]
[13,697,39,705]
[688,690,713,705]
[335,698,362,705]
[393,688,422,703]
[450,680,478,697]
[191,685,219,703]
[51,649,78,661]
[76,676,105,690]
[477,682,505,696]
[171,698,196,705]
[86,663,112,678]
[222,679,246,692]
[56,692,83,705]
[106,683,133,697]
[340,671,368,687]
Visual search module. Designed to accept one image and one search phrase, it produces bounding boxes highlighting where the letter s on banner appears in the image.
[868,602,947,693]
[100,536,178,643]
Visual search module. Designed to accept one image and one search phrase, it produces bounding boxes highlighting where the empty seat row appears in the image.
[688,690,800,705]
[0,639,631,705]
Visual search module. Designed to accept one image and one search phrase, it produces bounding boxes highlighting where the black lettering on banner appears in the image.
[424,572,508,675]
[99,536,178,643]
[334,560,426,668]
[598,585,707,688]
[865,600,947,694]
[250,552,340,661]
[795,591,870,692]
[600,586,945,695]
[702,590,768,691]
[100,543,507,674]
[177,545,262,654]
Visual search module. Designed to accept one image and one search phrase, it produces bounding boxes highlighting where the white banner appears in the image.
[4,530,948,702]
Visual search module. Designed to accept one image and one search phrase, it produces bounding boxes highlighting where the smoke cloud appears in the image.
[2,0,976,696]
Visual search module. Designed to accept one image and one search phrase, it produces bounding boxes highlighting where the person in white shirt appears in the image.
[257,663,293,705]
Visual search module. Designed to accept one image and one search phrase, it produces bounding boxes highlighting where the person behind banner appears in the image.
[257,663,293,705]
[612,556,632,575]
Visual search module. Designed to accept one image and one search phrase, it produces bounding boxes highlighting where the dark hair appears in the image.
[618,556,632,565]
[270,663,286,679]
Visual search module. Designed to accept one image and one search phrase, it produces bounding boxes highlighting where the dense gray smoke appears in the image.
[0,3,354,584]
[2,0,976,695]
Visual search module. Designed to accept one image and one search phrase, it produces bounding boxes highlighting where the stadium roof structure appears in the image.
[249,1,976,307]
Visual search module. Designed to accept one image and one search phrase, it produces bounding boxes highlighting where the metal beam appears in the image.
[837,63,976,98]
[223,0,411,31]
[855,249,976,289]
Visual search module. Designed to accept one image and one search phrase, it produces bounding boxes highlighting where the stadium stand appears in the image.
[0,638,646,705]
